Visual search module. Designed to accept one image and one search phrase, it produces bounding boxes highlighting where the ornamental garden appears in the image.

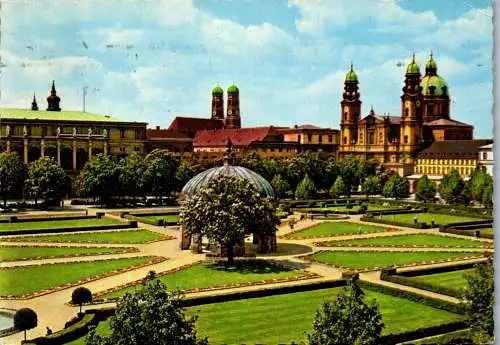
[0,150,494,345]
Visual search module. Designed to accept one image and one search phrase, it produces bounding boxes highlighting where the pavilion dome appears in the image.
[181,165,274,198]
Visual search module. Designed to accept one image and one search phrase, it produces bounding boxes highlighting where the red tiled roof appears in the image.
[168,116,224,137]
[193,127,276,147]
[147,129,190,139]
[425,118,473,127]
[360,114,401,124]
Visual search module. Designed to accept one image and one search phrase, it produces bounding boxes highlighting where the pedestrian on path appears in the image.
[46,327,52,335]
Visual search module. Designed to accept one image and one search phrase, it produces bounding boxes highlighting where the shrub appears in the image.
[72,287,93,313]
[295,175,317,200]
[14,308,38,341]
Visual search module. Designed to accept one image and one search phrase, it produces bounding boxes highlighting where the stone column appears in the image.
[40,139,45,157]
[23,138,28,164]
[88,140,92,160]
[72,140,77,171]
[179,225,191,250]
[57,140,61,165]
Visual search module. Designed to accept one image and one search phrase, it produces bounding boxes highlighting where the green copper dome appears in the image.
[420,75,448,96]
[227,85,239,93]
[426,57,437,70]
[345,69,358,82]
[406,60,420,74]
[212,86,223,95]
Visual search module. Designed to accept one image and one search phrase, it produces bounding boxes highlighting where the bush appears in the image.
[295,175,317,200]
[15,308,38,341]
[72,287,93,313]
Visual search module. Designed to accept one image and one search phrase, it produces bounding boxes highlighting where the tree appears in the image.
[0,152,26,208]
[72,287,93,313]
[382,175,409,199]
[86,280,207,345]
[467,170,493,205]
[339,156,361,197]
[26,156,68,205]
[175,160,198,192]
[414,175,437,202]
[271,174,289,199]
[181,175,279,265]
[307,281,384,345]
[141,151,180,204]
[439,170,467,205]
[330,176,347,199]
[14,308,38,341]
[78,154,122,206]
[361,176,382,197]
[482,183,493,209]
[295,174,317,200]
[462,260,494,343]
[118,152,145,200]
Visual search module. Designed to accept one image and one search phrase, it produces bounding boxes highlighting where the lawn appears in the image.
[99,261,308,299]
[0,245,136,261]
[135,214,180,223]
[379,213,484,226]
[309,251,481,270]
[0,256,157,296]
[189,287,464,344]
[406,269,473,292]
[2,229,166,244]
[0,218,123,233]
[317,234,489,248]
[65,287,463,345]
[479,228,494,236]
[287,221,394,239]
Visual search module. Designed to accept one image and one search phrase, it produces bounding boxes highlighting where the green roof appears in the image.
[345,69,358,82]
[212,86,224,95]
[0,108,136,123]
[420,75,448,96]
[227,85,239,93]
[426,57,437,70]
[406,61,420,74]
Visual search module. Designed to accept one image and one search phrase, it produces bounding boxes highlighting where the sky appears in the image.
[0,0,493,137]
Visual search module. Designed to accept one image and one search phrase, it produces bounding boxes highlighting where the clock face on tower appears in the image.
[212,111,217,116]
[228,110,232,115]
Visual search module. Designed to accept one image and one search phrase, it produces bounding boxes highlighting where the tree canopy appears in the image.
[86,280,207,345]
[0,152,26,208]
[361,176,382,197]
[438,170,467,205]
[78,154,122,206]
[181,175,279,264]
[14,308,38,341]
[382,175,409,199]
[271,174,289,199]
[295,174,317,200]
[26,156,68,204]
[330,176,347,199]
[307,281,384,345]
[414,175,437,202]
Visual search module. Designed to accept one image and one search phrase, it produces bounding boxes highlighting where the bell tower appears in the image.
[225,84,241,129]
[340,63,361,152]
[46,80,61,111]
[211,86,224,121]
[400,54,423,158]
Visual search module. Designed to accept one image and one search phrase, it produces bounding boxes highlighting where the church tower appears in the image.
[225,85,241,129]
[420,53,450,122]
[211,86,224,121]
[340,64,361,150]
[400,54,423,158]
[46,80,61,111]
[31,93,38,111]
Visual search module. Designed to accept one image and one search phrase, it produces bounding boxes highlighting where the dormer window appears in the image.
[429,86,436,95]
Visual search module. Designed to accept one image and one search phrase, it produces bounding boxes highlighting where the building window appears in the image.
[483,152,488,160]
[344,112,348,119]
[328,135,333,143]
[343,136,347,144]
[359,133,363,144]
[404,108,409,117]
[379,132,383,144]
[404,135,408,144]
[120,129,125,139]
[318,135,322,143]
[297,135,301,143]
[42,127,47,137]
[427,104,434,116]
[368,132,374,145]
[308,134,312,142]
[429,86,436,95]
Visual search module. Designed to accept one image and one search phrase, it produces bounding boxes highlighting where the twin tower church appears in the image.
[338,53,473,175]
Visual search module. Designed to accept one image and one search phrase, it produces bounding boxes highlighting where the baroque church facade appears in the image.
[339,54,474,176]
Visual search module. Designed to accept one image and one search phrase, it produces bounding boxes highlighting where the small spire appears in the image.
[51,80,56,94]
[412,52,416,62]
[31,93,38,111]
[430,51,433,60]
[350,61,354,71]
[370,105,375,115]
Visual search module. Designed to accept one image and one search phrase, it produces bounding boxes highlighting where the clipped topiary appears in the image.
[14,307,38,341]
[71,287,93,313]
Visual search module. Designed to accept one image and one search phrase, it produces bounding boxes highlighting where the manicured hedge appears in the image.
[123,213,179,226]
[360,215,431,229]
[440,220,493,232]
[0,215,96,224]
[379,320,468,345]
[0,222,137,236]
[181,279,348,307]
[440,228,493,240]
[357,280,464,314]
[280,198,367,209]
[366,209,420,216]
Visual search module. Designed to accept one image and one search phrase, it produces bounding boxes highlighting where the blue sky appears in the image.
[0,0,493,137]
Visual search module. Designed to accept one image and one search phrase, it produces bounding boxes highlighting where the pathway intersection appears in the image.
[0,206,493,344]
